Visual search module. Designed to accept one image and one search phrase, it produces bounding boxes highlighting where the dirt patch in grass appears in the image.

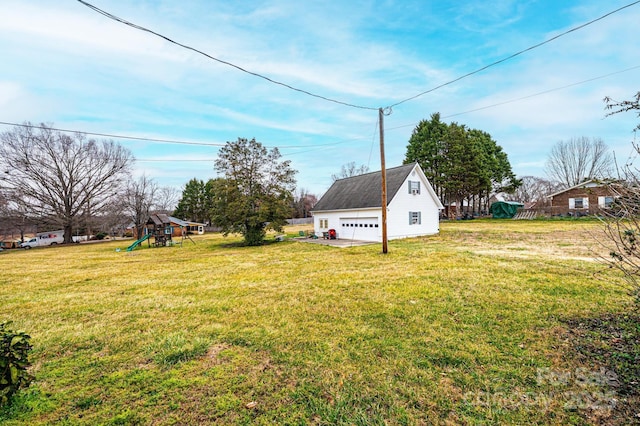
[204,343,231,365]
[162,346,298,425]
[557,313,640,425]
[447,227,611,263]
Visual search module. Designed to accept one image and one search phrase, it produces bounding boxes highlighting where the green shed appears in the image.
[489,201,524,219]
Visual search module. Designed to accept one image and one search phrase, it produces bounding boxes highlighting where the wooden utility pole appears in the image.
[379,108,388,254]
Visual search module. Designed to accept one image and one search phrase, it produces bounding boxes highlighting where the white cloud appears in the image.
[1,0,639,194]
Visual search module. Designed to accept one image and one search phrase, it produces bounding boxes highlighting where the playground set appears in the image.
[126,214,195,252]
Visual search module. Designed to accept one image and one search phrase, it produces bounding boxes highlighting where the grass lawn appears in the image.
[0,219,637,425]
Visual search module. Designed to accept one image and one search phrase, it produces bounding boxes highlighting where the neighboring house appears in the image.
[131,216,206,238]
[547,179,618,215]
[311,163,444,242]
[168,217,206,236]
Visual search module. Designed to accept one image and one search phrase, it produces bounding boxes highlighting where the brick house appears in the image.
[547,180,618,216]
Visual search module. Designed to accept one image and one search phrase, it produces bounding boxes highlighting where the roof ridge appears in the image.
[333,162,416,183]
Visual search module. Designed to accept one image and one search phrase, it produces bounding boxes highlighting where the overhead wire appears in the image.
[3,61,636,159]
[387,1,640,109]
[441,65,640,119]
[0,121,226,147]
[76,0,639,114]
[384,64,640,132]
[4,2,637,168]
[0,121,360,150]
[76,0,378,111]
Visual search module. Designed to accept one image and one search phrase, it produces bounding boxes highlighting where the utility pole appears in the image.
[379,108,388,254]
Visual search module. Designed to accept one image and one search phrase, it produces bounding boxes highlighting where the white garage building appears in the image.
[311,163,444,242]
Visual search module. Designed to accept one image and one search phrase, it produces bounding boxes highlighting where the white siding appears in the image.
[312,164,443,242]
[314,209,381,240]
[387,169,440,240]
[339,217,379,241]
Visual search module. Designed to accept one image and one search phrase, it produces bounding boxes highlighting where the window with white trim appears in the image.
[319,219,329,229]
[409,211,422,225]
[408,180,421,195]
[569,197,588,209]
[598,196,615,208]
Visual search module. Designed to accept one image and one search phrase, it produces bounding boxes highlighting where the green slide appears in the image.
[126,233,151,252]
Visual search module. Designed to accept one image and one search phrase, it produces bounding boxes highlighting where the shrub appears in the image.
[0,322,33,406]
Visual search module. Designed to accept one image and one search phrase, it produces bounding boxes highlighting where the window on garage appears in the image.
[408,180,420,194]
[409,211,421,225]
[319,219,329,229]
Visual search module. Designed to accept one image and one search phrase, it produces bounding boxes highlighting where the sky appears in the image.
[1,0,639,201]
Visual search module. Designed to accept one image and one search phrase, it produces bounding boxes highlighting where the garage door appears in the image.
[339,217,379,241]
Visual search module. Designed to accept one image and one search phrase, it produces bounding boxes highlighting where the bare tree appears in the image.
[97,198,129,238]
[544,137,613,188]
[0,190,34,242]
[331,162,370,182]
[292,187,317,218]
[122,175,158,239]
[604,91,640,130]
[155,186,180,214]
[0,123,133,243]
[512,176,563,204]
[598,92,640,302]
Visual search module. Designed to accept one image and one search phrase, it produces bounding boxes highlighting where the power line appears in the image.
[0,121,225,147]
[385,64,640,132]
[3,60,635,157]
[0,121,358,150]
[75,0,638,122]
[442,65,640,119]
[76,0,379,112]
[388,1,640,109]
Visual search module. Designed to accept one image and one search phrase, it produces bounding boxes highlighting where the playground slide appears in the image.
[126,233,151,252]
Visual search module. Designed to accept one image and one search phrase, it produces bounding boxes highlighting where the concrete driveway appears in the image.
[293,236,376,248]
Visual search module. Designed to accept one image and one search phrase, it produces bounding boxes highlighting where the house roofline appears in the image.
[409,163,445,209]
[312,207,381,215]
[168,216,207,226]
[547,179,618,199]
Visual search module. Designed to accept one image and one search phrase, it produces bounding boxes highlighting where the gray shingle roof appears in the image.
[312,163,417,212]
[146,213,171,225]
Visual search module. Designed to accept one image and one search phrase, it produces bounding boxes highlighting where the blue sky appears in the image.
[1,0,639,199]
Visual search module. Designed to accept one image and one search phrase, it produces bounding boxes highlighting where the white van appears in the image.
[20,230,64,249]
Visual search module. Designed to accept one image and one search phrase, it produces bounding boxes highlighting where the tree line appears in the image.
[0,113,622,246]
[404,112,620,213]
[0,126,307,246]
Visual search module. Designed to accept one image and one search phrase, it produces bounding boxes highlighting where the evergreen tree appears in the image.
[213,138,296,246]
[405,114,519,215]
[405,113,448,201]
[174,178,211,223]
